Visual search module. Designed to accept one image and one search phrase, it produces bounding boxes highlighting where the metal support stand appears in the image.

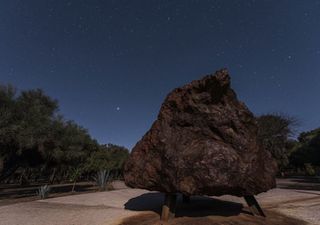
[244,195,266,217]
[161,193,177,221]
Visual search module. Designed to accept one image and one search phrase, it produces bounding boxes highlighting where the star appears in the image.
[116,107,120,111]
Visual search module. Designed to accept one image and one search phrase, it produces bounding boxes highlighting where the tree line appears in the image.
[0,84,129,185]
[257,114,320,176]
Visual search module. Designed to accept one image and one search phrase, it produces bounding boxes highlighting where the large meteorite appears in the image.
[124,69,277,198]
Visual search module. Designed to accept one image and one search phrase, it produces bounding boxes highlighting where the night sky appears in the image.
[1,0,319,149]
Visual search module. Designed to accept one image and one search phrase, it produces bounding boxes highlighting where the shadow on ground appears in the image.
[124,192,246,218]
[122,193,307,225]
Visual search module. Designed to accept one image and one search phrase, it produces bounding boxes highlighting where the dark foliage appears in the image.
[256,113,298,172]
[0,84,129,184]
[289,128,320,169]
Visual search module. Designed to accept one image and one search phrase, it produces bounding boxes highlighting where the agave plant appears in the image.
[94,169,110,191]
[37,185,51,199]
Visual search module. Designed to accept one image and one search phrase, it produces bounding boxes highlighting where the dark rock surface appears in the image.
[124,69,277,197]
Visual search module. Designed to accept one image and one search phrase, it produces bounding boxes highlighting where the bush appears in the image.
[304,163,316,176]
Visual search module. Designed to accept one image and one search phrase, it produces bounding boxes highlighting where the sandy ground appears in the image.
[0,178,319,225]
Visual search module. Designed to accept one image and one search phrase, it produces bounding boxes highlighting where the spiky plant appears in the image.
[94,169,110,191]
[37,185,51,199]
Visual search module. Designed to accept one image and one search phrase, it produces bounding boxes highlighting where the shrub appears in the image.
[304,163,316,176]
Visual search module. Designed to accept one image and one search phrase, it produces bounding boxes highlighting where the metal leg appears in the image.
[244,195,266,217]
[161,193,177,221]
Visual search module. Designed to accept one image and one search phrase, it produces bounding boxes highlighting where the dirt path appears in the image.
[0,189,147,225]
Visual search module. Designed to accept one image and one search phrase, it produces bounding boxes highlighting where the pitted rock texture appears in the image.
[124,69,277,197]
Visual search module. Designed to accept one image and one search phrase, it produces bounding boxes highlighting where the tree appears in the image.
[0,84,100,183]
[0,84,17,179]
[289,128,320,169]
[42,119,99,183]
[0,86,58,181]
[85,144,129,177]
[103,144,129,173]
[1,83,129,184]
[84,143,129,190]
[256,113,298,173]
